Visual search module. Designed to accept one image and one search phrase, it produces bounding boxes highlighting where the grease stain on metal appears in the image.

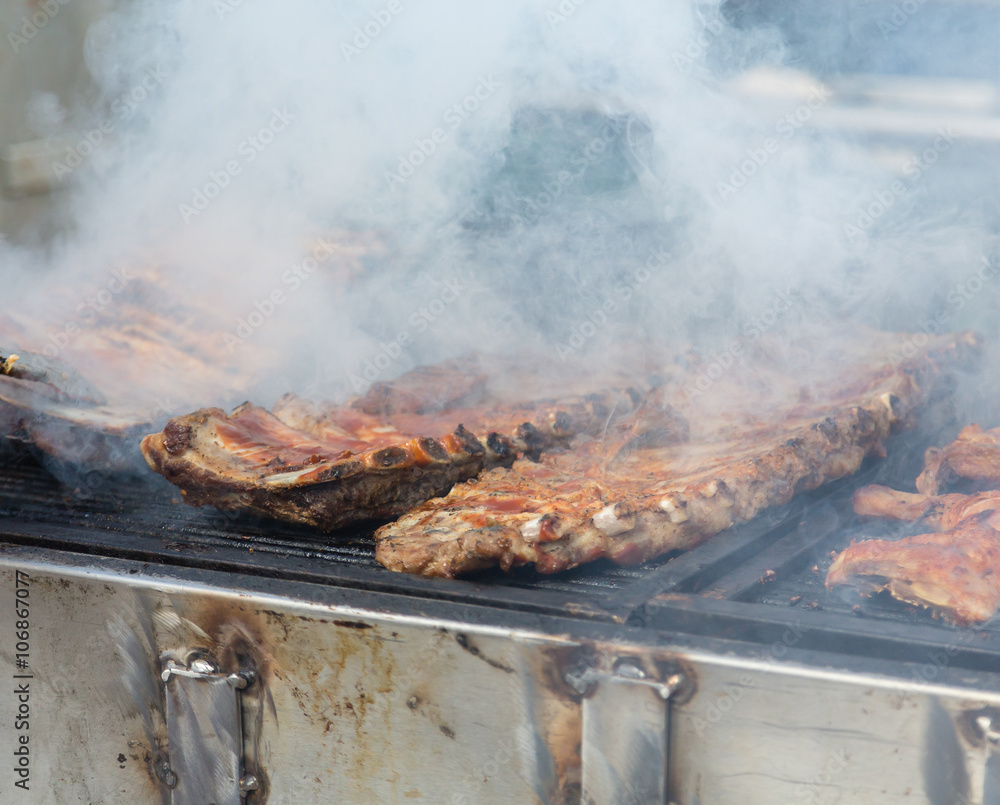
[332,620,373,630]
[454,633,514,674]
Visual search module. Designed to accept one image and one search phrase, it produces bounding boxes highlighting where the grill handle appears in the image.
[161,658,259,804]
[579,660,684,805]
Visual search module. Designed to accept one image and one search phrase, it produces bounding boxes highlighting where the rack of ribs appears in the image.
[851,484,1000,531]
[375,329,981,577]
[0,348,153,469]
[140,356,658,530]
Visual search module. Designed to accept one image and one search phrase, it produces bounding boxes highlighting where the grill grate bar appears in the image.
[697,498,850,601]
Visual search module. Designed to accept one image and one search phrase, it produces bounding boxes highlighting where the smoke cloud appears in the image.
[2,0,997,424]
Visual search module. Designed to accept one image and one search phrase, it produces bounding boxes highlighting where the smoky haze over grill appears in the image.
[1,0,998,429]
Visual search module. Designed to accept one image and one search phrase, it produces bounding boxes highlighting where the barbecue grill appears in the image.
[5,417,1000,804]
[5,1,1000,803]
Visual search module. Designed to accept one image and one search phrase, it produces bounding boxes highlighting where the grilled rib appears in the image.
[852,484,1000,531]
[917,424,1000,495]
[375,329,980,577]
[826,517,1000,625]
[141,357,647,530]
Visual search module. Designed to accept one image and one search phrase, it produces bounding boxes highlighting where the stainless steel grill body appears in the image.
[3,544,1000,805]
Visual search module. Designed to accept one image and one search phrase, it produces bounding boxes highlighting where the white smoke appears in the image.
[2,0,996,420]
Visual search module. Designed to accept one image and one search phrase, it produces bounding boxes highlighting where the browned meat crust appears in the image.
[144,403,507,529]
[826,517,1000,625]
[375,330,981,577]
[916,424,1000,495]
[141,358,645,529]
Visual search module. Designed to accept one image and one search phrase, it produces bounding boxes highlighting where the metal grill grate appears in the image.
[0,451,802,620]
[7,434,1000,674]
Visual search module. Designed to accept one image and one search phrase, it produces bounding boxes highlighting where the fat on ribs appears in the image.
[141,356,653,530]
[375,329,980,577]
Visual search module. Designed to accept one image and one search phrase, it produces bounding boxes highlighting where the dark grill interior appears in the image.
[4,436,1000,674]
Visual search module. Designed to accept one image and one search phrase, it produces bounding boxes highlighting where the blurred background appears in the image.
[2,0,997,243]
